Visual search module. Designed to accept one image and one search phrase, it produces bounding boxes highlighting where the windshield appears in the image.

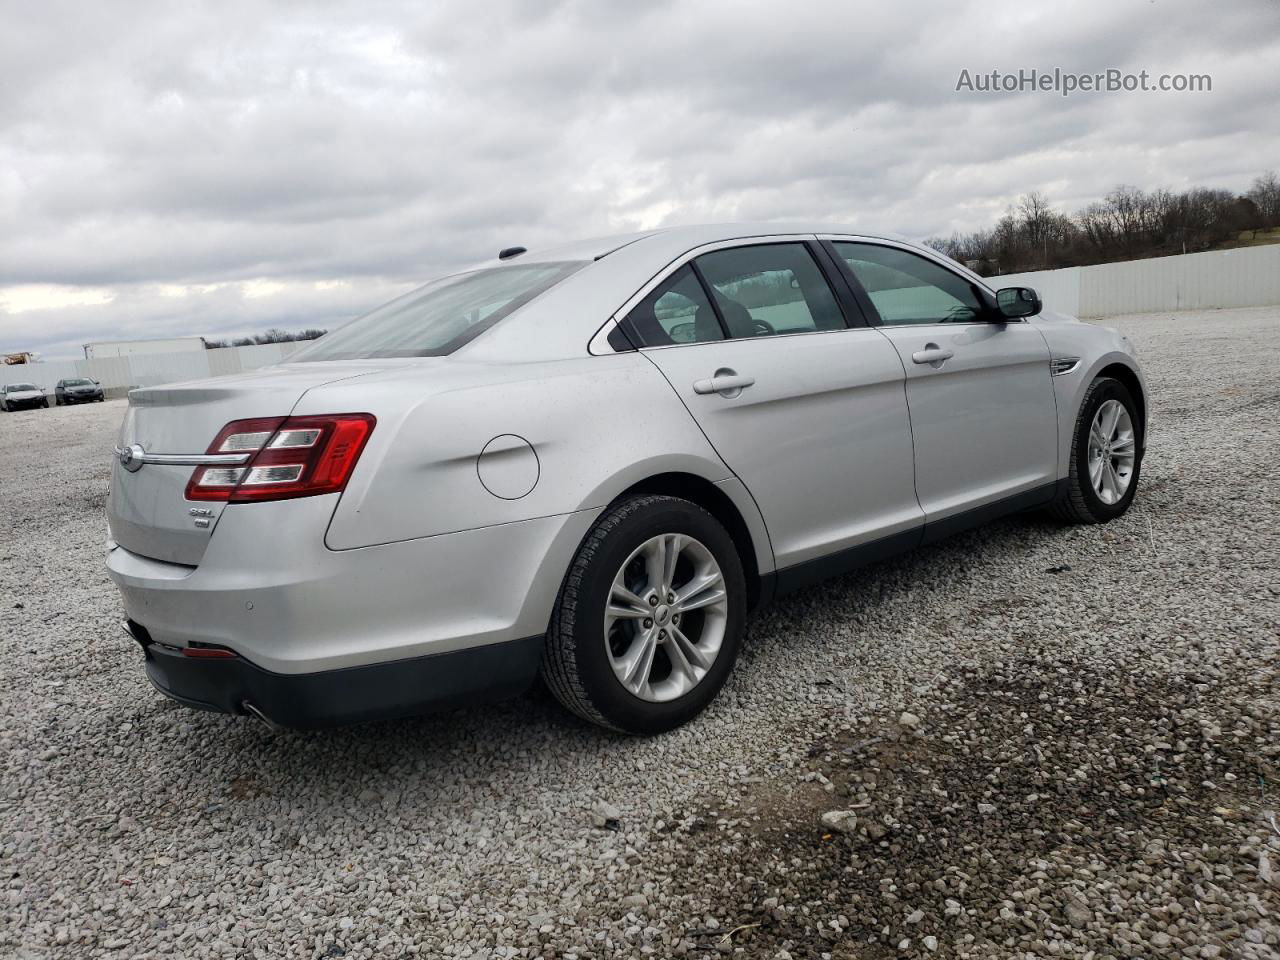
[7,383,37,392]
[292,261,586,361]
[64,378,93,387]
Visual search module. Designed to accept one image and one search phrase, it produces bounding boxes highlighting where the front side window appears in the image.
[292,261,586,360]
[834,242,985,325]
[694,243,846,338]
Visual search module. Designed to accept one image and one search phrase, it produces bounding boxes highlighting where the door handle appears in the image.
[911,344,955,366]
[692,369,755,397]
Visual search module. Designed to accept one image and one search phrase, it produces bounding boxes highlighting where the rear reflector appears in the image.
[186,414,375,502]
[181,646,237,659]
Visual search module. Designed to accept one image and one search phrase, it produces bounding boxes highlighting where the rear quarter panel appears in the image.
[305,353,741,551]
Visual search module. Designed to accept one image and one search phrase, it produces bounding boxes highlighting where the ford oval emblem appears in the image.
[117,443,145,472]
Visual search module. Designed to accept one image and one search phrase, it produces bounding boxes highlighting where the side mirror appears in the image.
[995,286,1042,319]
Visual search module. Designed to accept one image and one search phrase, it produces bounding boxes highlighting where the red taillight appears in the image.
[185,414,376,502]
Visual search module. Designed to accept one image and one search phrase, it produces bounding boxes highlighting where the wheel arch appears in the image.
[609,471,772,610]
[1096,361,1146,443]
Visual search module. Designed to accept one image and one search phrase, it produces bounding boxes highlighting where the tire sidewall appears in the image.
[570,499,746,735]
[1073,378,1142,521]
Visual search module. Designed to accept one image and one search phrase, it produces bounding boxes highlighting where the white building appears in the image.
[83,336,206,359]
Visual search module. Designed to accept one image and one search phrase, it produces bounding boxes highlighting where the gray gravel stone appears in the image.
[2,306,1279,958]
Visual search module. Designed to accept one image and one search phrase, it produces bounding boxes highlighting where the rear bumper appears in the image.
[107,496,597,723]
[131,623,542,728]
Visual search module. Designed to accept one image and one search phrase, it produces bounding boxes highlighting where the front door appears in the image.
[829,239,1059,524]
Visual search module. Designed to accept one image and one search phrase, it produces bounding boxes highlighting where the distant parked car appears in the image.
[55,378,105,405]
[0,382,48,411]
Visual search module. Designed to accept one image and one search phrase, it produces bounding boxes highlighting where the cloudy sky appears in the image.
[2,0,1276,359]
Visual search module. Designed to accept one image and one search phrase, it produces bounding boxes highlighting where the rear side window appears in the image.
[292,261,586,360]
[618,265,725,347]
[834,242,985,325]
[695,243,846,338]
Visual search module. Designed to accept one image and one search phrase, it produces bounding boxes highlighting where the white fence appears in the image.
[5,244,1278,396]
[995,243,1280,317]
[0,341,304,397]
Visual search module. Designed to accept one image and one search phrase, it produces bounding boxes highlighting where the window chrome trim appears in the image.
[594,233,858,354]
[818,233,999,297]
[818,234,1030,327]
[588,318,627,355]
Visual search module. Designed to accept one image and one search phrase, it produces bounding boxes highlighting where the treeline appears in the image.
[204,328,327,349]
[928,171,1280,276]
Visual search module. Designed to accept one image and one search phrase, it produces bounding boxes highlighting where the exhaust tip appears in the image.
[241,700,284,732]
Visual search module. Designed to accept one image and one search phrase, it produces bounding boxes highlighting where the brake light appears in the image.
[185,414,376,502]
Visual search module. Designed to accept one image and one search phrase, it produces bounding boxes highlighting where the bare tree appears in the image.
[1247,170,1280,226]
[1017,191,1057,267]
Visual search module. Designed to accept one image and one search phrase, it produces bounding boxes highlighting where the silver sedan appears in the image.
[106,224,1146,733]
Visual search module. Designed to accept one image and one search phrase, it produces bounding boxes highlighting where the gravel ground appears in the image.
[2,306,1277,959]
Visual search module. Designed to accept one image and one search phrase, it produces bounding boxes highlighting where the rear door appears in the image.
[826,238,1058,527]
[617,238,922,571]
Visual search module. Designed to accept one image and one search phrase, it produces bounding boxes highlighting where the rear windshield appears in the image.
[292,261,586,361]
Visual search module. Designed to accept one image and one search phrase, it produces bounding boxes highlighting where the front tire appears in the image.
[542,495,747,734]
[1051,376,1142,524]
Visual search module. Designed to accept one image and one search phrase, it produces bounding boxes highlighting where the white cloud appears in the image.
[1,0,1276,357]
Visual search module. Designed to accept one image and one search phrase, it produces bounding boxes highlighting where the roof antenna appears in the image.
[498,246,527,260]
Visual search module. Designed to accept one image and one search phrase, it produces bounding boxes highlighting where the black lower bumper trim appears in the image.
[141,636,544,729]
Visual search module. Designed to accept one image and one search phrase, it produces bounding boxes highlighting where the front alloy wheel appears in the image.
[543,495,746,734]
[1086,399,1137,505]
[1052,375,1143,523]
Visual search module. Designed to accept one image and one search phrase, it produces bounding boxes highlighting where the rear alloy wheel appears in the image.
[1051,376,1142,523]
[543,495,746,734]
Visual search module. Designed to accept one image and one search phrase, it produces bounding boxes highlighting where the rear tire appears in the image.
[1051,376,1143,524]
[542,495,746,734]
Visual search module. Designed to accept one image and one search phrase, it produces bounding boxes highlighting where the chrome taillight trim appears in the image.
[114,444,252,472]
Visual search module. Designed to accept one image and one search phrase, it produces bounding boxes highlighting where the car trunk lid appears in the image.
[107,360,404,565]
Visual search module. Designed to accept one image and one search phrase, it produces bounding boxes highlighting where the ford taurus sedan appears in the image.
[107,224,1146,734]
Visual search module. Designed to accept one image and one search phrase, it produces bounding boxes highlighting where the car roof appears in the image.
[460,222,929,363]
[498,222,910,266]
